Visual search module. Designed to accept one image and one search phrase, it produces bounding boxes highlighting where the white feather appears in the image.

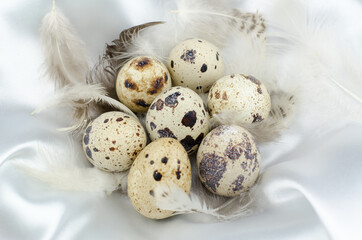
[14,141,127,195]
[154,184,257,220]
[32,84,137,131]
[40,3,89,88]
[266,0,362,131]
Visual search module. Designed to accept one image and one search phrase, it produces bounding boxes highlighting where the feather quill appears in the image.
[40,3,89,88]
[14,141,127,195]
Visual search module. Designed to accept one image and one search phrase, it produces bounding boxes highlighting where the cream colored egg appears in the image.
[116,56,172,113]
[127,138,192,219]
[197,125,260,197]
[208,74,271,124]
[168,39,225,93]
[146,86,210,154]
[82,111,147,172]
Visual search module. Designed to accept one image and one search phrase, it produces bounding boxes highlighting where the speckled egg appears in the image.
[208,74,271,124]
[116,56,172,113]
[82,111,147,172]
[197,125,260,197]
[127,138,192,219]
[167,39,225,93]
[146,86,210,154]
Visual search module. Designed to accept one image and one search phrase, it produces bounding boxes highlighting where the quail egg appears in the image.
[168,39,225,93]
[127,138,192,219]
[208,74,271,124]
[116,56,172,113]
[146,86,210,154]
[197,125,260,197]
[82,111,147,172]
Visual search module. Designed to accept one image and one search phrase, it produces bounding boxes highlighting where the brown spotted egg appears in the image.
[116,56,172,113]
[127,138,192,219]
[168,39,225,93]
[208,74,271,124]
[82,111,147,172]
[197,125,260,197]
[146,86,210,154]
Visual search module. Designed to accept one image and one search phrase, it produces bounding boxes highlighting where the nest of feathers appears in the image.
[21,0,362,221]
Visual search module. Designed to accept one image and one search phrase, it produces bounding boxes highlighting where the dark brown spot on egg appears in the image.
[124,79,138,90]
[85,147,92,159]
[86,126,92,134]
[145,154,149,158]
[176,169,181,180]
[150,160,154,165]
[150,122,157,131]
[109,147,116,151]
[136,133,140,136]
[165,91,181,108]
[133,99,149,108]
[215,65,217,69]
[105,156,110,160]
[232,175,244,192]
[153,170,162,181]
[149,190,154,197]
[199,152,226,192]
[148,77,165,95]
[181,110,197,128]
[230,74,235,78]
[198,40,202,42]
[164,73,168,82]
[252,113,264,123]
[215,91,221,99]
[83,134,89,145]
[216,52,220,61]
[155,99,164,111]
[257,88,263,94]
[246,75,261,85]
[222,92,228,100]
[161,157,168,164]
[116,117,123,122]
[103,119,109,123]
[133,57,152,70]
[170,60,174,68]
[180,49,196,64]
[180,133,204,152]
[196,86,202,90]
[224,142,241,160]
[93,148,99,152]
[157,128,177,139]
[200,64,208,73]
[112,140,116,144]
[124,116,130,118]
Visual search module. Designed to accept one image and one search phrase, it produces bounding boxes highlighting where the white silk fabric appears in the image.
[1,0,362,239]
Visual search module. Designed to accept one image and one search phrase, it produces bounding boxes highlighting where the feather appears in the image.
[14,141,127,195]
[265,0,362,130]
[32,84,137,132]
[40,3,89,88]
[105,21,164,71]
[154,183,258,220]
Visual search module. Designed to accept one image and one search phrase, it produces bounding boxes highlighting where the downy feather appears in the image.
[14,141,127,195]
[266,0,362,131]
[40,3,89,88]
[32,84,137,132]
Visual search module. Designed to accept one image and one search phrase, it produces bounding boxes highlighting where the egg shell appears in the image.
[197,125,260,197]
[208,74,271,124]
[116,56,172,113]
[168,39,225,93]
[127,138,192,219]
[146,86,210,154]
[82,111,147,172]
